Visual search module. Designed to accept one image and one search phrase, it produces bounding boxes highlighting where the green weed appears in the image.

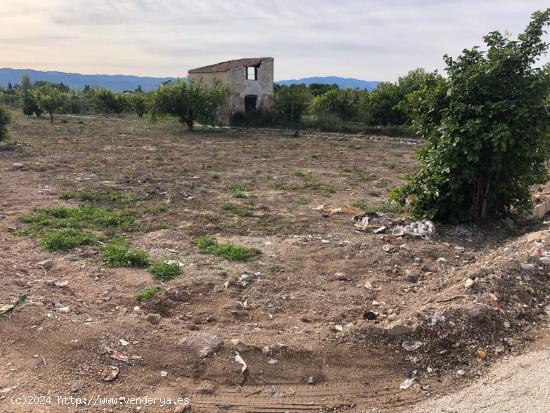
[135,286,161,301]
[148,260,182,281]
[102,239,150,267]
[196,236,261,261]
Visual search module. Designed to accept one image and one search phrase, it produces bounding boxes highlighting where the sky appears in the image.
[1,0,549,81]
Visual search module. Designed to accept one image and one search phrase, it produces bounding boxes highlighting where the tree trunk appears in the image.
[185,119,194,130]
[49,111,53,123]
[480,179,491,219]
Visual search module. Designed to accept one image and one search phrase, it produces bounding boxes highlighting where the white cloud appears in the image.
[1,0,548,80]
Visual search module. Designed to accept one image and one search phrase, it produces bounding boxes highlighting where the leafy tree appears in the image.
[392,9,550,222]
[0,104,10,141]
[363,68,434,126]
[32,84,68,123]
[311,88,364,121]
[273,84,312,124]
[151,79,228,130]
[308,83,339,97]
[92,89,128,114]
[130,92,148,118]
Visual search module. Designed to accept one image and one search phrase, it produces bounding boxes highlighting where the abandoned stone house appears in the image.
[188,57,274,124]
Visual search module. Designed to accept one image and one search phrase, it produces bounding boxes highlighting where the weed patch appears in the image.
[102,239,150,267]
[196,236,261,261]
[135,286,161,301]
[59,190,142,206]
[222,202,253,217]
[41,228,95,251]
[148,260,182,281]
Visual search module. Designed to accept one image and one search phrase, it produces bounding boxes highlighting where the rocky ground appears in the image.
[0,113,548,412]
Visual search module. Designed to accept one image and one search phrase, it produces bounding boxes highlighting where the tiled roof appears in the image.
[188,58,271,74]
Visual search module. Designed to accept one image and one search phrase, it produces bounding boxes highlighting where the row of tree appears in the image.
[1,69,437,129]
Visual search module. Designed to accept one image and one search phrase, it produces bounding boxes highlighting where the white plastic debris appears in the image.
[235,352,248,372]
[400,377,415,390]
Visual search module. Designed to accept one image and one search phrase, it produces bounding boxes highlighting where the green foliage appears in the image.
[135,286,161,301]
[393,10,550,222]
[148,260,182,281]
[58,190,141,206]
[103,238,150,267]
[0,105,10,141]
[230,109,279,127]
[222,201,253,217]
[311,88,365,121]
[32,84,67,123]
[273,84,312,124]
[130,92,149,118]
[17,205,135,251]
[92,89,128,114]
[41,228,95,251]
[196,236,261,261]
[151,79,228,130]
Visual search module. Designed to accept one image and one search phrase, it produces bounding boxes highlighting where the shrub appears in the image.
[102,239,150,267]
[91,89,128,114]
[393,10,550,221]
[135,286,161,301]
[148,260,182,281]
[273,84,312,124]
[41,228,95,251]
[0,105,10,141]
[196,236,261,261]
[151,79,228,130]
[32,84,68,123]
[229,109,279,127]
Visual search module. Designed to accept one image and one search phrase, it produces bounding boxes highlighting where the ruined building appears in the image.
[188,57,274,124]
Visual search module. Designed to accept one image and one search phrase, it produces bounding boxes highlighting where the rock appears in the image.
[386,322,414,336]
[520,263,535,270]
[145,313,161,325]
[197,382,216,395]
[12,162,24,170]
[177,332,223,358]
[402,341,423,351]
[363,310,377,321]
[160,370,168,377]
[527,231,545,242]
[502,217,514,230]
[383,244,396,253]
[37,259,54,270]
[307,376,315,384]
[335,272,350,281]
[56,306,71,313]
[464,278,475,289]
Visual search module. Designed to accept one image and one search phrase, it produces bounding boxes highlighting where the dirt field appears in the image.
[0,113,548,412]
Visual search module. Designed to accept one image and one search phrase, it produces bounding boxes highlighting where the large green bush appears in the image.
[273,84,312,124]
[0,105,10,141]
[151,79,228,130]
[32,84,68,123]
[393,9,550,222]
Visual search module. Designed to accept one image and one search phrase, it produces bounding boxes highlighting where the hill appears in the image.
[0,68,176,92]
[0,69,380,92]
[277,76,380,90]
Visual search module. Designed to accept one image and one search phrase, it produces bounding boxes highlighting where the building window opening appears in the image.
[246,66,258,80]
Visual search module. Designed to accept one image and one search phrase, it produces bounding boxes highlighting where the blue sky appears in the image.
[1,0,548,80]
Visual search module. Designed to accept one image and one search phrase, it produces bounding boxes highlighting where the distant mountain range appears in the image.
[0,68,176,92]
[0,68,380,92]
[277,76,380,90]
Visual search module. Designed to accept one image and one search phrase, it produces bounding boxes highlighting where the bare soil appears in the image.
[0,113,548,412]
